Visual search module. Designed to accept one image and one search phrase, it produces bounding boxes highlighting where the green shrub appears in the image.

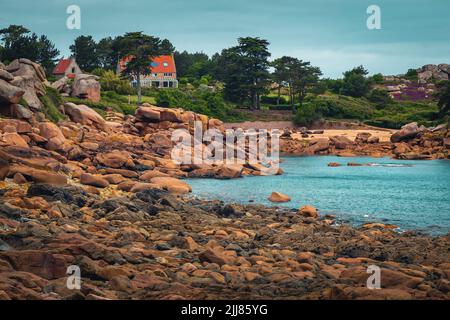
[98,70,134,95]
[154,88,241,121]
[294,103,324,126]
[310,81,328,95]
[404,69,418,81]
[367,89,393,108]
[261,95,288,105]
[371,73,384,84]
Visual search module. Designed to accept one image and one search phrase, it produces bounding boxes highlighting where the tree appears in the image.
[437,81,450,117]
[70,35,98,71]
[341,65,371,97]
[371,73,384,84]
[0,25,39,62]
[220,37,271,110]
[0,25,59,74]
[116,32,162,105]
[160,39,175,55]
[36,35,60,74]
[96,37,116,70]
[271,57,290,105]
[271,56,321,112]
[291,63,322,112]
[174,51,214,81]
[219,47,250,105]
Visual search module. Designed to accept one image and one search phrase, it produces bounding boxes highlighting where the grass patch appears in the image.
[40,86,66,123]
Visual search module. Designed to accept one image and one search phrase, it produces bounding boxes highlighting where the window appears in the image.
[151,62,158,67]
[163,62,169,67]
[164,73,172,77]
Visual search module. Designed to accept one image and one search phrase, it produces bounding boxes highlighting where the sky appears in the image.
[1,0,449,78]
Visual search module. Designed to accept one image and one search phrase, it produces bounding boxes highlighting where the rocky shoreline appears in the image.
[1,59,449,300]
[0,182,449,300]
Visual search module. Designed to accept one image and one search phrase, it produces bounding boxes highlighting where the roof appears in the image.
[53,58,72,74]
[119,55,176,74]
[149,55,176,73]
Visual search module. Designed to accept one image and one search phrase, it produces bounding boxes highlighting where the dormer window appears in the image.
[163,62,169,67]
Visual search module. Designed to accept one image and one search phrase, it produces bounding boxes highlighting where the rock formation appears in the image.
[51,73,101,103]
[0,59,449,300]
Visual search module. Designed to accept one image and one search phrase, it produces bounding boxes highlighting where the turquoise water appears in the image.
[186,156,450,235]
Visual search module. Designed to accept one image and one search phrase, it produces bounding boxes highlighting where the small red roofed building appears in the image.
[53,57,82,80]
[118,55,178,88]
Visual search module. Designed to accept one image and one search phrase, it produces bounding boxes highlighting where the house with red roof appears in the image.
[118,55,178,88]
[53,57,82,80]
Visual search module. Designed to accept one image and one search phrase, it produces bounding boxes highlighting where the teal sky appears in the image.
[1,0,449,77]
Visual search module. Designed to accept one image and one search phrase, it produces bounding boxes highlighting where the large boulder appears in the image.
[38,122,67,151]
[0,132,28,148]
[417,64,448,81]
[159,108,183,123]
[0,79,25,105]
[298,205,319,219]
[215,164,243,179]
[71,74,101,102]
[268,192,291,203]
[329,135,353,149]
[64,102,106,130]
[150,176,192,194]
[390,122,421,143]
[51,76,71,94]
[136,106,161,122]
[8,164,67,185]
[355,132,372,144]
[0,69,14,82]
[304,138,329,154]
[438,64,450,75]
[6,58,46,109]
[95,150,133,168]
[80,173,110,188]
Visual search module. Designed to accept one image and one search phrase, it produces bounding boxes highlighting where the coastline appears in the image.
[0,101,449,300]
[0,181,449,300]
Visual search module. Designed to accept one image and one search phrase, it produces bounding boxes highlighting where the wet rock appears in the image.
[80,173,110,188]
[215,164,243,179]
[298,205,319,219]
[328,162,341,167]
[268,192,291,203]
[26,183,88,206]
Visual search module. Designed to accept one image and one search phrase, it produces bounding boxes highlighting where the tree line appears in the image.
[1,24,448,117]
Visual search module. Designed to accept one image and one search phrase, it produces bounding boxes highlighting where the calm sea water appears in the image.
[186,156,450,235]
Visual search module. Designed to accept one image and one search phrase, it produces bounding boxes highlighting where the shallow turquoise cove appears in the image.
[186,156,450,235]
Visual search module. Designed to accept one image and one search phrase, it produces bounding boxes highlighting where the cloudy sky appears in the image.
[1,0,449,77]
